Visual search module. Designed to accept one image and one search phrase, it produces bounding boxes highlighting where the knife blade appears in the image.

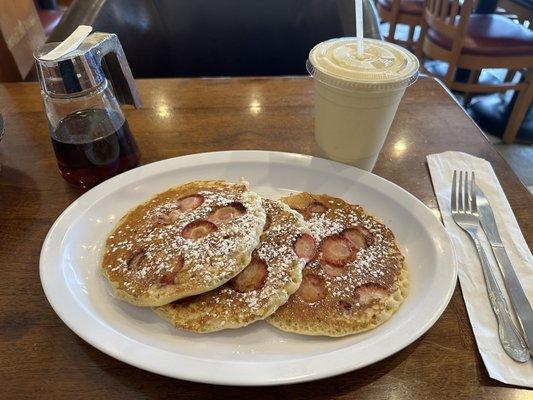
[477,186,533,355]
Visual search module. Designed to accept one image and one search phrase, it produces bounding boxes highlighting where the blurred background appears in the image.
[0,0,531,190]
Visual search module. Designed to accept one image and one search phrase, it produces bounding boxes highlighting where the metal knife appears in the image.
[477,186,533,355]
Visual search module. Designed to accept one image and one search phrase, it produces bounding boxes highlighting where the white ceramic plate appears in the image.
[40,150,456,386]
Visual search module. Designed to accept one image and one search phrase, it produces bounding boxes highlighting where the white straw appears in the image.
[355,0,364,57]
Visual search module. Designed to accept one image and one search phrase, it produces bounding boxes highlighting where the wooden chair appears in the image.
[416,0,533,143]
[377,0,424,49]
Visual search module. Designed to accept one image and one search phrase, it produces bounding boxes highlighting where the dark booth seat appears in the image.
[48,0,382,78]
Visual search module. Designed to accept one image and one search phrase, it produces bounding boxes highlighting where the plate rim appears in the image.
[39,150,457,386]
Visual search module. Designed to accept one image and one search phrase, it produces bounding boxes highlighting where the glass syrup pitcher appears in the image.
[34,32,141,189]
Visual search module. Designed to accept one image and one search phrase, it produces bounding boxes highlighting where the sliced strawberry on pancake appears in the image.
[306,201,328,215]
[321,262,345,277]
[342,226,374,249]
[320,234,356,267]
[355,283,388,305]
[159,255,184,285]
[177,194,204,211]
[294,233,317,262]
[127,250,145,271]
[296,273,327,303]
[230,258,268,293]
[181,220,217,240]
[208,202,246,224]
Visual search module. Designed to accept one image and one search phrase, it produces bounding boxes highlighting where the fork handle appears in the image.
[470,235,530,363]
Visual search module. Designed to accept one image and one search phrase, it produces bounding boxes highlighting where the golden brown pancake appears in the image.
[267,192,408,337]
[101,180,266,306]
[155,199,313,332]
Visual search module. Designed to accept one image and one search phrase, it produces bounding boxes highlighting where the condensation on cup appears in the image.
[308,38,419,171]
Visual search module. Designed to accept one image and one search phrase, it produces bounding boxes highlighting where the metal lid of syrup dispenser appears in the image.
[34,32,141,108]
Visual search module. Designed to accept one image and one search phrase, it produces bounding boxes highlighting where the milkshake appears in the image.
[308,38,419,170]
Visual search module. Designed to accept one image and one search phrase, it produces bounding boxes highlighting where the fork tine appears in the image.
[464,171,470,213]
[458,171,464,212]
[451,170,457,212]
[471,171,477,214]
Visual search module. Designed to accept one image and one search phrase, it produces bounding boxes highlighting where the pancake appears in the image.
[155,199,313,332]
[267,192,408,337]
[101,180,266,307]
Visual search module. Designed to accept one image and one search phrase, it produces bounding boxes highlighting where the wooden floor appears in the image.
[489,134,533,192]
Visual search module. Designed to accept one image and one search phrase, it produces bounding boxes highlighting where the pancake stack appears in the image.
[101,180,408,336]
[155,198,312,332]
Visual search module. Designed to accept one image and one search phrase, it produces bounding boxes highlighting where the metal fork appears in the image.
[451,170,529,363]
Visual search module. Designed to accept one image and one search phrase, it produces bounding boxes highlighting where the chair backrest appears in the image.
[48,0,382,78]
[423,0,475,45]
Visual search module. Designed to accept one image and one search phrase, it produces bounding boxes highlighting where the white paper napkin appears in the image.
[427,151,533,388]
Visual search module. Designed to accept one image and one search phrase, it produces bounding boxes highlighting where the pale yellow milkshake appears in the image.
[308,38,419,170]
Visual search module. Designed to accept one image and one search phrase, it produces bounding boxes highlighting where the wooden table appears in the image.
[0,76,531,399]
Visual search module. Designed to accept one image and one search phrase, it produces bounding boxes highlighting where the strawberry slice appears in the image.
[342,228,366,249]
[181,220,217,240]
[160,273,176,285]
[178,194,204,211]
[128,250,145,270]
[343,226,374,248]
[230,258,268,292]
[320,234,356,267]
[357,226,374,245]
[338,300,353,311]
[306,201,328,215]
[153,209,182,225]
[168,209,181,222]
[208,202,246,224]
[355,283,388,305]
[152,212,171,225]
[294,233,317,262]
[296,273,327,303]
[159,255,184,285]
[321,262,345,277]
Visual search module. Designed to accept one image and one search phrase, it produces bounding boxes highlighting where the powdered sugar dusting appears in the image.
[102,182,265,299]
[163,199,309,328]
[288,194,404,309]
[209,199,306,314]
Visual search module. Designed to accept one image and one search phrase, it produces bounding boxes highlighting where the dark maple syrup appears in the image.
[51,108,140,189]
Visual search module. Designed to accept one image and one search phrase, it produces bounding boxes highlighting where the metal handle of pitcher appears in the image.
[88,32,142,108]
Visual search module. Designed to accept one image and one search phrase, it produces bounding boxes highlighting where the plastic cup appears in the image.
[308,37,419,170]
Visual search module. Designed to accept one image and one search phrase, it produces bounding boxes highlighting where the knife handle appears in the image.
[471,235,530,362]
[492,245,533,355]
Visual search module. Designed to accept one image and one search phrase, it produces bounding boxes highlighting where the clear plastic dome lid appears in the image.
[307,38,419,92]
